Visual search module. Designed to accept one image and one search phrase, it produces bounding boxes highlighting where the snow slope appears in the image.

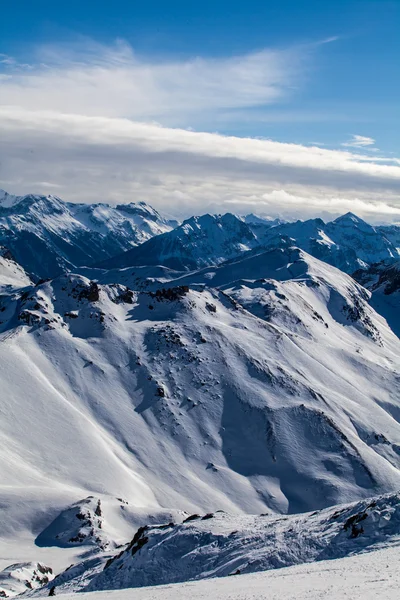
[98,213,259,271]
[0,248,399,537]
[0,190,176,279]
[353,259,400,338]
[0,246,33,291]
[34,546,400,600]
[23,490,400,595]
[258,213,397,273]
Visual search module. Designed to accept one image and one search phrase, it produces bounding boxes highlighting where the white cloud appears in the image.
[342,134,376,148]
[0,40,302,127]
[0,39,399,222]
[0,107,400,222]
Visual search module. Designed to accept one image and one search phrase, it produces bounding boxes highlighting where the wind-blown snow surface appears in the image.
[33,546,400,599]
[0,246,32,291]
[0,190,176,279]
[22,491,400,595]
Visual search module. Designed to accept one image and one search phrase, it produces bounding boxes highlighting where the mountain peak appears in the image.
[0,189,21,208]
[332,212,367,225]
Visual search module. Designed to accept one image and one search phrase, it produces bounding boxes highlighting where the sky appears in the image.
[0,0,399,221]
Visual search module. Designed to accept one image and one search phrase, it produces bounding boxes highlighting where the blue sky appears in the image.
[0,0,399,220]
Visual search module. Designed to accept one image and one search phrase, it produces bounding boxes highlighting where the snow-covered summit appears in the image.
[257,214,398,273]
[0,190,176,279]
[99,212,259,271]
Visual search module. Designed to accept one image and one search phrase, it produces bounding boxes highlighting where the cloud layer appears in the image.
[1,40,400,222]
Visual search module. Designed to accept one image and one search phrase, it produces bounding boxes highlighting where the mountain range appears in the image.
[0,190,177,279]
[0,188,400,598]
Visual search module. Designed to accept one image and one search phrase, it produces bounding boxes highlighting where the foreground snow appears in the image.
[43,546,400,600]
[1,246,400,596]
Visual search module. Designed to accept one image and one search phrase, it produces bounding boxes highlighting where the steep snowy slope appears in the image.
[99,213,259,271]
[0,247,400,546]
[0,247,33,291]
[23,490,400,595]
[378,223,400,253]
[353,259,400,338]
[0,190,175,279]
[29,547,400,600]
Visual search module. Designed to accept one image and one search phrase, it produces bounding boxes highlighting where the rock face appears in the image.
[0,190,176,279]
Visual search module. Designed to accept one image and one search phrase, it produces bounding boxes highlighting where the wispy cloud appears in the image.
[0,40,303,127]
[342,134,376,148]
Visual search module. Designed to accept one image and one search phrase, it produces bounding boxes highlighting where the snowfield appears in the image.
[43,546,400,600]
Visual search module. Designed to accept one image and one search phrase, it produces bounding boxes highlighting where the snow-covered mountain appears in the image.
[377,223,400,254]
[0,190,176,279]
[353,258,400,338]
[99,213,259,271]
[1,247,400,551]
[1,199,400,597]
[258,213,398,273]
[20,490,400,595]
[0,246,33,291]
[97,211,398,275]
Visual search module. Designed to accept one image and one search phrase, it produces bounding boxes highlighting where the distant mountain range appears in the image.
[99,208,398,274]
[0,189,177,279]
[1,189,398,280]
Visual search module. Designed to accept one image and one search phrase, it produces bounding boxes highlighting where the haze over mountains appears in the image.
[0,189,400,598]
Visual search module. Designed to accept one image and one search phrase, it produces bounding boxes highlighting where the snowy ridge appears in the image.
[99,213,259,271]
[26,490,400,595]
[0,190,176,279]
[97,210,398,275]
[258,212,398,273]
[0,246,33,291]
